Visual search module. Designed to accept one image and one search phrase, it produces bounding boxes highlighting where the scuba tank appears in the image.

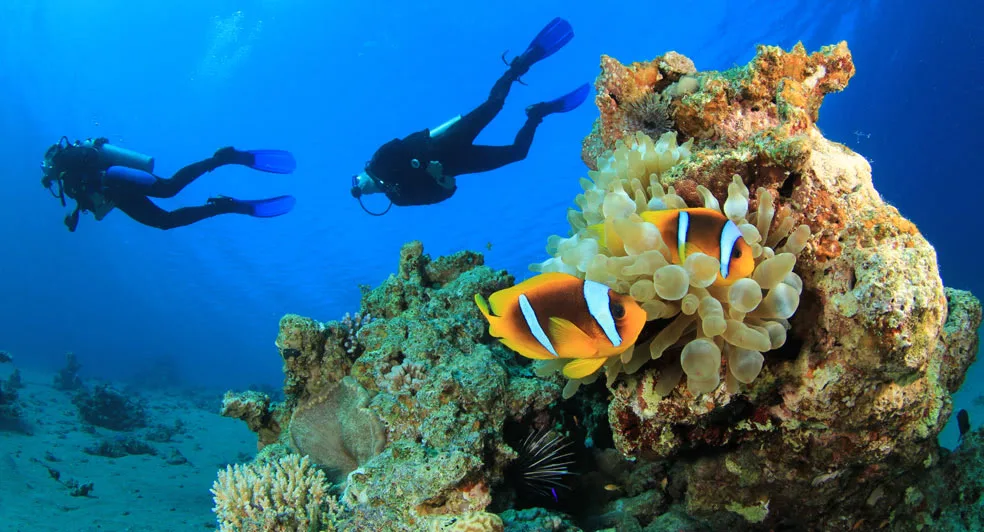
[80,138,155,173]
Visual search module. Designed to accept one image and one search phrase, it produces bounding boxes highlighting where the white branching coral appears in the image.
[532,131,810,399]
[211,454,340,531]
[341,311,373,355]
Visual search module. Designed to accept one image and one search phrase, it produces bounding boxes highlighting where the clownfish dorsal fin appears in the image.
[562,357,608,379]
[547,317,597,358]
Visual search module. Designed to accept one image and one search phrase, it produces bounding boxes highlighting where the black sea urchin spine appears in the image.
[516,428,576,499]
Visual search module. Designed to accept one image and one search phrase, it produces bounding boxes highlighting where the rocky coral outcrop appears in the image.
[550,42,982,529]
[226,242,564,530]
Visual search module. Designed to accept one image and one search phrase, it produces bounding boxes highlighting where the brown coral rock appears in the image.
[591,43,980,529]
[219,391,284,449]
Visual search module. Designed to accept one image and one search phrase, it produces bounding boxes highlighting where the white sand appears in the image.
[0,366,257,532]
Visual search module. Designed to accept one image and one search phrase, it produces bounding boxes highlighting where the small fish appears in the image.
[486,242,493,251]
[604,483,622,492]
[474,272,647,379]
[588,207,755,286]
[957,409,970,442]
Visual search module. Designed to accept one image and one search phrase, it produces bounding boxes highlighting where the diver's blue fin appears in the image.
[209,195,296,218]
[246,150,297,174]
[213,147,297,174]
[509,17,574,76]
[526,83,591,120]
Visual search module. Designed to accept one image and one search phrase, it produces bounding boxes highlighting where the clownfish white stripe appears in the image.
[677,211,690,261]
[719,220,743,278]
[518,293,558,357]
[584,280,621,347]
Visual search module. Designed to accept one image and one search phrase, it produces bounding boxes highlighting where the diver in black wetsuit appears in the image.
[41,137,297,232]
[349,17,591,215]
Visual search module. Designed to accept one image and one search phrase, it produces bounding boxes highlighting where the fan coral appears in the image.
[211,454,341,532]
[532,130,808,398]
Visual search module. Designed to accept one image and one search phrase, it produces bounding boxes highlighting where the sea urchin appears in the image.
[624,92,674,139]
[509,428,576,501]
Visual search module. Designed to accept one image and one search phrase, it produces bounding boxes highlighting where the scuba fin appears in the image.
[246,150,297,174]
[213,147,297,174]
[208,195,296,218]
[507,17,575,77]
[526,83,591,120]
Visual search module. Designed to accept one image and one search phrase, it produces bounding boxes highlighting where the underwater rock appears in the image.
[0,350,12,363]
[220,390,285,448]
[84,435,157,458]
[545,42,980,529]
[72,384,147,431]
[880,425,984,531]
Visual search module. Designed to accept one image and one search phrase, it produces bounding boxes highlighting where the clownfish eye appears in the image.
[610,301,625,319]
[732,247,742,259]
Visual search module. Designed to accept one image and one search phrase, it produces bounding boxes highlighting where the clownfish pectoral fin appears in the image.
[562,357,608,379]
[547,317,598,357]
[500,336,557,360]
[474,294,503,337]
[474,294,493,319]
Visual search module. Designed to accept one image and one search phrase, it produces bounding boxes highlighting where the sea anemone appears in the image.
[532,131,810,398]
[507,428,576,501]
[623,92,675,140]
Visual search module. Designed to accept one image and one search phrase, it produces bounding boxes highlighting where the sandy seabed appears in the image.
[0,366,256,532]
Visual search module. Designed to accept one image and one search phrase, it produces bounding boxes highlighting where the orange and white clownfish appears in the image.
[474,272,647,379]
[589,207,755,286]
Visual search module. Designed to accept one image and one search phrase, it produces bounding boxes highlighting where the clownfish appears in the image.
[474,272,647,379]
[589,207,755,286]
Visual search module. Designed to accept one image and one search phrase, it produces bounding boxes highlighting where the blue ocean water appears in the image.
[0,0,980,451]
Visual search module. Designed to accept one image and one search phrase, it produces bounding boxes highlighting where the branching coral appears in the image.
[341,311,374,355]
[381,359,429,394]
[532,131,810,398]
[211,454,340,532]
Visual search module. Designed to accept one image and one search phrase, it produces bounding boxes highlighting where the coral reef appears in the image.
[217,41,981,532]
[0,350,12,363]
[53,352,82,391]
[530,41,981,529]
[220,390,285,448]
[84,435,158,458]
[72,384,147,431]
[0,372,23,425]
[225,242,564,530]
[211,454,341,531]
[883,425,984,531]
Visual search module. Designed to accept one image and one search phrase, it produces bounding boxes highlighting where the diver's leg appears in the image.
[113,193,233,230]
[142,158,219,198]
[440,70,518,145]
[443,116,541,175]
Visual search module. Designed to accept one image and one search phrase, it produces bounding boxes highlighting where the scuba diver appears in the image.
[350,17,591,215]
[41,137,298,232]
